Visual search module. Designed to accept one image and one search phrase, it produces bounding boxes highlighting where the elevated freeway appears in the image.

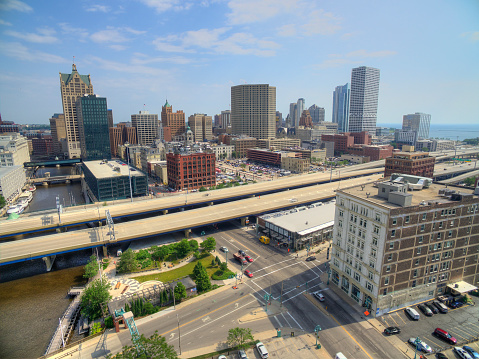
[0,165,384,239]
[0,174,381,266]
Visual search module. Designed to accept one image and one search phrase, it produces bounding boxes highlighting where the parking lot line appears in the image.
[395,312,406,325]
[467,322,479,333]
[449,328,469,341]
[423,336,442,348]
[388,314,399,327]
[381,317,390,328]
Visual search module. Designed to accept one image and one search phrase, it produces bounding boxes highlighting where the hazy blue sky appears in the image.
[0,0,478,126]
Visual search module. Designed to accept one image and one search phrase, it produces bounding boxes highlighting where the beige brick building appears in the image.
[281,157,309,173]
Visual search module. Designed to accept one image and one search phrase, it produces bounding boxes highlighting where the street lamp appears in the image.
[314,325,322,349]
[413,337,421,359]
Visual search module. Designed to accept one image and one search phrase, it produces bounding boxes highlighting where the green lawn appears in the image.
[133,254,220,284]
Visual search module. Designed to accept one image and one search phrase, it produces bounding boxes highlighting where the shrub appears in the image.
[104,316,114,328]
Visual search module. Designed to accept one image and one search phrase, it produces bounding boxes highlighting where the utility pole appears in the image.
[177,313,181,355]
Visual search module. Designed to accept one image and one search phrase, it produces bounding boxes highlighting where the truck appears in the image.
[233,253,248,265]
[259,236,270,245]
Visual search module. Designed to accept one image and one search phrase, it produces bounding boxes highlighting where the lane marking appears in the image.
[381,317,390,328]
[252,257,297,273]
[273,316,282,328]
[221,231,259,256]
[287,312,303,330]
[329,313,374,359]
[281,312,291,327]
[253,262,302,279]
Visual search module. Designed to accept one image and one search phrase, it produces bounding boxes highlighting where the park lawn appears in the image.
[134,254,219,283]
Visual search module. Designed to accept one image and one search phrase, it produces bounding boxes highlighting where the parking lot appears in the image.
[379,300,479,356]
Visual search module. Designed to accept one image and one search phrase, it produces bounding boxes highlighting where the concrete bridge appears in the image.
[30,174,82,185]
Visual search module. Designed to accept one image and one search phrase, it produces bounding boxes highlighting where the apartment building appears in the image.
[385,152,435,178]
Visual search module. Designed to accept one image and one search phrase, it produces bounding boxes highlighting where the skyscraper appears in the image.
[402,112,431,139]
[77,94,111,160]
[161,100,185,139]
[289,103,297,128]
[131,111,158,146]
[296,98,305,127]
[59,64,94,158]
[49,113,67,156]
[332,83,350,133]
[348,66,380,134]
[231,84,276,139]
[220,110,231,128]
[308,104,325,124]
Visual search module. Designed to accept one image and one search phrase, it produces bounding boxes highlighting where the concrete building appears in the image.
[385,152,436,178]
[140,146,164,173]
[309,105,325,124]
[281,157,309,173]
[82,160,148,202]
[188,114,213,142]
[210,144,234,160]
[403,113,431,139]
[434,140,455,152]
[299,110,313,128]
[321,132,371,156]
[77,94,111,161]
[415,139,435,152]
[395,129,418,148]
[109,124,137,158]
[231,84,276,139]
[258,201,335,250]
[161,100,185,139]
[32,136,53,156]
[166,151,216,191]
[220,110,231,128]
[131,111,158,146]
[340,154,370,164]
[49,113,67,157]
[349,66,380,134]
[332,83,350,133]
[256,138,301,150]
[296,98,305,127]
[59,64,94,158]
[0,166,26,203]
[331,178,479,316]
[376,127,391,137]
[289,103,296,128]
[230,137,258,158]
[296,126,336,142]
[0,133,30,167]
[247,148,298,166]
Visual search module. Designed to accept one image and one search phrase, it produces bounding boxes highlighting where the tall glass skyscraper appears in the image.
[349,66,380,134]
[296,98,305,127]
[402,112,431,139]
[332,83,350,133]
[77,94,111,161]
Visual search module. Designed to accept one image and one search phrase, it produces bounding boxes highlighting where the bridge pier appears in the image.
[42,255,56,271]
[162,210,168,215]
[240,217,249,226]
[184,229,191,238]
[42,182,49,186]
[103,245,108,257]
[208,202,213,206]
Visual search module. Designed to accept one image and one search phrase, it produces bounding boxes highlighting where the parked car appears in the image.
[238,249,246,256]
[448,301,463,309]
[418,304,433,316]
[314,292,325,301]
[405,307,420,320]
[425,302,438,314]
[454,347,474,359]
[237,349,248,359]
[218,356,227,359]
[435,353,449,359]
[384,326,401,336]
[433,328,457,344]
[305,256,316,261]
[256,342,269,358]
[244,255,253,262]
[463,346,479,359]
[220,246,228,252]
[433,300,449,313]
[408,338,432,353]
[244,270,253,278]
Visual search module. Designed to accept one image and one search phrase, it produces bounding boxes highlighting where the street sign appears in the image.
[264,293,270,301]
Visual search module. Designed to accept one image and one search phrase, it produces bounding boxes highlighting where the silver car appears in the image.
[237,349,248,359]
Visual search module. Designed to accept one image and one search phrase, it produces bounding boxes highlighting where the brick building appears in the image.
[321,132,371,155]
[385,152,435,178]
[32,136,54,156]
[161,100,185,139]
[346,144,393,161]
[166,152,216,191]
[247,148,299,166]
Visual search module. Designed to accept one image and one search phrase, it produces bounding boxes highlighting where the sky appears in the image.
[0,0,478,127]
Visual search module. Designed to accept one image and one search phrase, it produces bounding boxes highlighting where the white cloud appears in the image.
[90,27,145,44]
[59,23,89,41]
[109,44,127,51]
[88,56,170,76]
[277,24,296,37]
[137,0,192,13]
[0,0,33,12]
[153,28,280,56]
[301,9,341,36]
[461,31,479,42]
[85,4,110,12]
[346,49,397,58]
[315,49,396,69]
[0,41,68,63]
[4,28,58,43]
[227,0,298,25]
[131,52,193,65]
[0,19,13,26]
[314,58,360,69]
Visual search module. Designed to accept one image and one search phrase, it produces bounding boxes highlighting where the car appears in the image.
[384,326,401,336]
[463,346,479,359]
[305,256,316,261]
[256,342,269,358]
[435,353,449,359]
[218,356,227,359]
[238,249,246,256]
[244,255,253,262]
[244,270,253,278]
[237,349,248,359]
[448,301,463,309]
[408,338,432,353]
[314,292,325,301]
[425,302,438,314]
[220,246,228,252]
[418,304,433,316]
[434,328,457,344]
[454,347,474,359]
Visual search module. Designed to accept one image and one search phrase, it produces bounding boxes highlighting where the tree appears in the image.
[421,147,429,152]
[117,249,138,273]
[174,282,187,302]
[188,239,199,252]
[106,330,178,359]
[464,176,477,186]
[176,238,191,258]
[193,262,211,293]
[81,276,111,320]
[151,245,170,261]
[215,256,221,266]
[220,262,228,271]
[227,327,254,349]
[200,237,216,252]
[84,254,99,279]
[193,261,205,279]
[0,195,6,209]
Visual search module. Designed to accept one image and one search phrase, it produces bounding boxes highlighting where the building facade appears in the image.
[59,64,94,158]
[161,100,185,139]
[349,67,380,134]
[332,83,350,133]
[188,114,213,142]
[0,165,26,203]
[77,95,111,161]
[220,110,231,128]
[231,84,276,139]
[131,111,158,146]
[385,152,436,178]
[308,105,325,124]
[49,113,67,157]
[166,152,216,191]
[296,98,305,127]
[281,157,309,173]
[210,144,234,160]
[0,133,30,167]
[402,113,431,139]
[331,179,479,316]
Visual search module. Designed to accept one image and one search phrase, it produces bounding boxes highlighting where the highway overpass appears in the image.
[0,174,381,266]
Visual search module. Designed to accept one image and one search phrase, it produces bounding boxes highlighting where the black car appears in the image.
[384,326,401,336]
[425,302,438,314]
[448,301,463,309]
[238,250,246,256]
[435,353,449,359]
[418,304,433,316]
[305,256,316,261]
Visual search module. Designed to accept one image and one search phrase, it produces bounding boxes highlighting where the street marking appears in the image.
[287,312,303,330]
[221,231,259,256]
[396,311,406,324]
[201,316,211,323]
[253,257,297,273]
[254,261,302,279]
[249,292,265,305]
[329,313,374,359]
[301,261,322,277]
[169,333,175,340]
[281,312,291,327]
[235,303,239,308]
[273,316,282,328]
[381,317,390,328]
[449,328,468,340]
[388,314,399,327]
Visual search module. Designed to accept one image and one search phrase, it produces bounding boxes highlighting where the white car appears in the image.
[256,341,269,358]
[408,338,432,353]
[454,347,474,359]
[314,292,325,301]
[219,246,228,252]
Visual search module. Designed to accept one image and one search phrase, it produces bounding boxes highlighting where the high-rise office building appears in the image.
[309,104,325,124]
[107,109,114,129]
[296,98,305,127]
[221,110,231,128]
[77,94,111,161]
[188,114,212,141]
[349,67,380,134]
[299,110,313,128]
[161,100,185,139]
[332,83,350,133]
[49,113,67,156]
[59,64,94,158]
[231,84,276,139]
[402,113,431,139]
[131,111,158,146]
[289,103,297,128]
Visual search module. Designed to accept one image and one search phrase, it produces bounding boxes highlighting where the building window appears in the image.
[418,236,423,243]
[339,210,344,217]
[369,260,375,269]
[384,277,389,285]
[375,213,381,222]
[405,215,410,224]
[412,280,417,288]
[420,224,425,232]
[366,282,373,292]
[372,237,378,246]
[345,266,351,275]
[415,259,419,265]
[373,225,380,234]
[391,229,396,237]
[354,272,360,282]
[413,269,418,277]
[422,213,427,221]
[387,254,392,261]
[392,218,397,225]
[417,247,422,254]
[437,233,441,239]
[368,271,374,280]
[448,230,452,237]
[386,265,391,272]
[371,248,377,258]
[389,242,394,250]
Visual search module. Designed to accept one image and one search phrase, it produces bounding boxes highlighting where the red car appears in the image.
[244,270,253,278]
[245,255,253,262]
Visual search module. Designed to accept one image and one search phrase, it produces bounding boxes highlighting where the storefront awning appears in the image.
[446,281,477,294]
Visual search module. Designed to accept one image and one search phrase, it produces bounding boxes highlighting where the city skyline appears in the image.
[0,0,478,126]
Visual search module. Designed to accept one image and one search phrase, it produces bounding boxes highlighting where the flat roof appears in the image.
[83,160,145,179]
[0,165,23,176]
[447,281,478,294]
[261,202,335,234]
